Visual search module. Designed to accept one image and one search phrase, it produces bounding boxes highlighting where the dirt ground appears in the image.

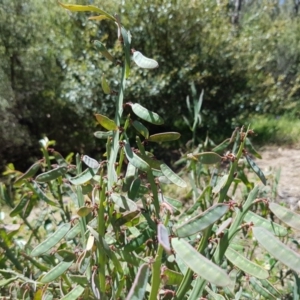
[257,146,300,210]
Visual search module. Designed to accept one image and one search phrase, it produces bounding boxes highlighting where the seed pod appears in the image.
[132,50,158,69]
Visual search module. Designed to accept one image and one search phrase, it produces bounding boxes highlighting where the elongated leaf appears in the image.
[172,238,231,287]
[158,223,171,253]
[148,132,180,143]
[253,227,300,273]
[245,138,262,159]
[10,196,30,217]
[35,166,67,182]
[191,152,222,164]
[121,26,131,78]
[31,223,71,256]
[130,103,164,125]
[15,161,42,184]
[132,120,149,139]
[160,163,187,188]
[110,193,138,212]
[269,202,300,230]
[28,181,58,207]
[225,247,268,279]
[60,285,85,300]
[126,264,150,300]
[69,167,99,185]
[94,131,113,139]
[101,75,111,94]
[244,210,287,236]
[95,114,117,130]
[59,2,116,21]
[245,155,266,185]
[132,51,158,69]
[249,277,276,300]
[212,174,228,194]
[175,204,229,237]
[212,138,231,154]
[40,260,73,283]
[94,40,115,63]
[123,141,150,172]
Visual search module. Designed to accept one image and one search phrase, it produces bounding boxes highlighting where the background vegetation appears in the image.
[1,0,300,172]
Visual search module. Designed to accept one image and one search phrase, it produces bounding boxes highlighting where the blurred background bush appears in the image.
[1,0,300,172]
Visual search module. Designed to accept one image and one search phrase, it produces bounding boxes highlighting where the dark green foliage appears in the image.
[1,0,300,171]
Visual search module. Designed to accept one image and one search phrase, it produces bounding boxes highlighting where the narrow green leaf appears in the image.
[125,263,150,300]
[15,161,42,184]
[31,223,71,256]
[191,152,222,164]
[121,27,131,78]
[225,247,269,279]
[205,286,226,300]
[124,228,154,251]
[68,167,99,185]
[28,181,58,207]
[111,193,138,212]
[123,141,150,172]
[131,103,164,125]
[245,138,262,159]
[60,285,85,300]
[158,223,171,253]
[132,51,158,69]
[212,138,231,154]
[132,120,149,139]
[56,249,77,262]
[175,204,229,237]
[0,277,18,287]
[245,155,266,185]
[160,163,187,188]
[244,210,287,236]
[148,132,181,143]
[269,202,300,230]
[52,151,68,167]
[249,277,276,300]
[69,275,89,285]
[212,174,229,194]
[172,238,231,287]
[253,227,300,273]
[40,260,73,283]
[35,166,67,182]
[65,222,81,240]
[10,196,30,217]
[58,2,116,21]
[94,41,114,62]
[95,114,117,130]
[101,75,111,94]
[114,211,140,227]
[128,177,141,200]
[259,279,282,298]
[94,131,113,139]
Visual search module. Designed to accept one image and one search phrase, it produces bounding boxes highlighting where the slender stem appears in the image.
[98,174,107,296]
[149,212,170,300]
[107,64,126,190]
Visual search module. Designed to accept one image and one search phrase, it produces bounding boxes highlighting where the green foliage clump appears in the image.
[1,3,300,299]
[2,0,300,171]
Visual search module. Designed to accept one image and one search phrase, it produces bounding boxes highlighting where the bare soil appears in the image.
[258,146,300,210]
